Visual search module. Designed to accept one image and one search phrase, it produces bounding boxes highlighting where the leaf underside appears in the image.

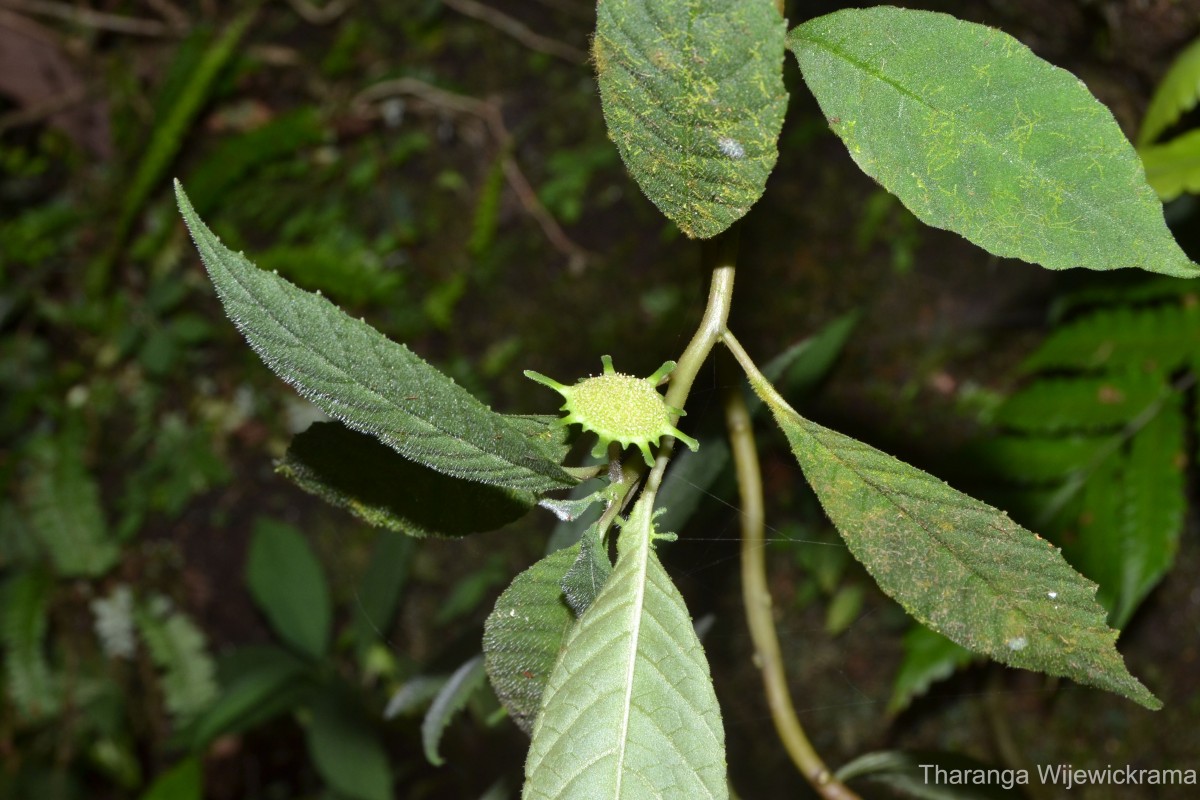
[176,182,576,494]
[523,497,727,799]
[594,0,787,238]
[765,401,1159,709]
[279,422,536,538]
[790,7,1198,278]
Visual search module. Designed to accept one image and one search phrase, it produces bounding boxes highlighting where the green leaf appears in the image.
[593,0,787,238]
[190,646,310,748]
[888,625,975,714]
[789,7,1197,278]
[1023,303,1200,372]
[1068,398,1186,628]
[523,495,727,799]
[484,545,581,736]
[176,183,576,494]
[423,654,487,766]
[561,523,613,618]
[139,757,202,800]
[92,11,254,294]
[1,571,59,720]
[351,533,413,655]
[24,434,118,578]
[837,750,1025,799]
[995,372,1168,433]
[278,422,537,537]
[246,520,331,660]
[306,689,393,800]
[1140,129,1200,201]
[759,395,1159,709]
[1139,35,1200,147]
[135,601,218,725]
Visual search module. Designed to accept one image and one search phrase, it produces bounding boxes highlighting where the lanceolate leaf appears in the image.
[790,7,1198,278]
[484,543,582,735]
[524,496,726,799]
[279,422,536,538]
[1138,35,1200,147]
[246,520,331,660]
[1139,129,1200,201]
[422,654,487,766]
[760,397,1160,709]
[176,183,576,493]
[593,0,787,238]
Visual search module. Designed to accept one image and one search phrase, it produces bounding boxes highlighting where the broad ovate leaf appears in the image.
[523,496,726,799]
[757,391,1159,709]
[176,181,576,493]
[593,0,787,238]
[484,543,583,736]
[790,7,1198,278]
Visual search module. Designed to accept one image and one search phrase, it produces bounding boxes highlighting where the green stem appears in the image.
[724,383,861,800]
[645,249,737,496]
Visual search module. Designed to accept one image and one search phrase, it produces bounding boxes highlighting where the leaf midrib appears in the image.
[793,25,1146,253]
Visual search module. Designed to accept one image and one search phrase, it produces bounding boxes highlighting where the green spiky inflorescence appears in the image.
[525,356,699,466]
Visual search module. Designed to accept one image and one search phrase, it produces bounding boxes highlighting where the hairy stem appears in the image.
[723,345,860,800]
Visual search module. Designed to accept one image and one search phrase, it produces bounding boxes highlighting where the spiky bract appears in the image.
[525,356,699,466]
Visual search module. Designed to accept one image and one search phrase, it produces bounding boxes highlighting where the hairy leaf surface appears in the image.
[1139,36,1200,147]
[524,496,726,799]
[176,183,576,493]
[760,396,1159,709]
[484,544,581,735]
[279,422,537,537]
[594,0,787,238]
[790,7,1197,277]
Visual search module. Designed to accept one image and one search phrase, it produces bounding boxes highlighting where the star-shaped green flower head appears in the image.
[524,355,699,466]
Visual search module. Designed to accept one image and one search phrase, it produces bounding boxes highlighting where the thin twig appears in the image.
[0,0,170,35]
[284,0,350,25]
[353,77,594,272]
[441,0,586,63]
[0,86,86,134]
[724,378,861,800]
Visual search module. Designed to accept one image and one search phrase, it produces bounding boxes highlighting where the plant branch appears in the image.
[645,242,737,495]
[724,377,860,800]
[441,0,587,64]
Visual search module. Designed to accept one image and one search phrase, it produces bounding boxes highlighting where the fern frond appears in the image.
[1,571,60,720]
[136,599,217,725]
[996,372,1168,433]
[24,435,118,578]
[1023,303,1200,373]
